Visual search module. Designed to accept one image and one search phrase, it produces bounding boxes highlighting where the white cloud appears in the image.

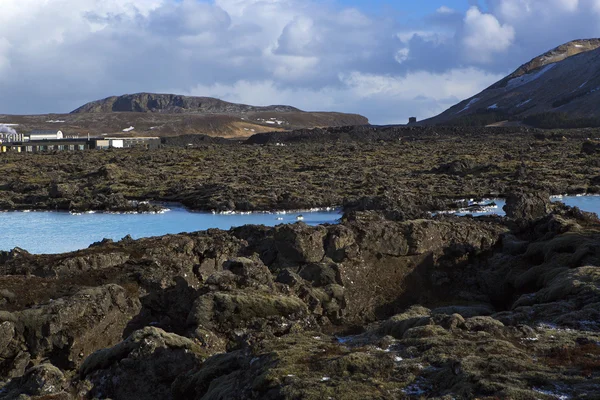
[1,0,600,124]
[395,48,410,64]
[557,0,580,11]
[181,67,504,124]
[437,6,456,14]
[462,7,516,63]
[397,31,443,44]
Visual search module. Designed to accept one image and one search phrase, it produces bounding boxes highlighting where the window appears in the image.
[58,145,64,151]
[48,145,54,151]
[26,146,33,152]
[69,145,75,151]
[78,145,85,151]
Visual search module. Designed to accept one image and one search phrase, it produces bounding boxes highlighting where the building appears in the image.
[102,137,161,149]
[0,136,161,153]
[0,132,24,143]
[1,139,92,153]
[26,130,64,141]
[408,117,417,124]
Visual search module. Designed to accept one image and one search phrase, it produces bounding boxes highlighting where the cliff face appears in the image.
[424,39,600,126]
[71,93,302,114]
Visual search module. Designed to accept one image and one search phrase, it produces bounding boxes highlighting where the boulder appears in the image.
[435,159,478,175]
[0,364,68,399]
[431,304,495,318]
[79,327,208,400]
[187,290,309,336]
[276,269,346,323]
[462,316,506,334]
[0,284,140,379]
[581,140,600,155]
[222,257,274,289]
[379,306,432,339]
[273,224,327,266]
[503,192,552,220]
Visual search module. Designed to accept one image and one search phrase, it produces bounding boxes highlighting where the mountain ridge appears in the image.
[2,93,368,138]
[71,93,303,114]
[424,39,600,127]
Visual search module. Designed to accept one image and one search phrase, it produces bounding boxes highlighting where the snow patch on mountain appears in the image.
[516,99,532,108]
[457,98,480,114]
[506,64,556,89]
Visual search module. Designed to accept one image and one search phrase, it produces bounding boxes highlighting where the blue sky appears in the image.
[339,0,472,16]
[0,0,598,123]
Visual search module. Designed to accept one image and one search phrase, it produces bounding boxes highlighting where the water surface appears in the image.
[3,195,599,255]
[450,195,600,217]
[0,207,341,254]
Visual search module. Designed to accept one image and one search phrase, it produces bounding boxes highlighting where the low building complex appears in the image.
[0,130,161,153]
[26,130,64,141]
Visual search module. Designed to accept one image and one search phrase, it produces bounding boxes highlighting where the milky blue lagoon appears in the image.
[0,207,341,254]
[2,196,600,255]
[451,195,600,217]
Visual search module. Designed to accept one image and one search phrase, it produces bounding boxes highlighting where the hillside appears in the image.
[424,39,600,128]
[0,111,368,139]
[71,93,302,114]
[0,93,368,138]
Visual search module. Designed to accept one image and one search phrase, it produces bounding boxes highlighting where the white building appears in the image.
[0,132,23,143]
[26,130,64,141]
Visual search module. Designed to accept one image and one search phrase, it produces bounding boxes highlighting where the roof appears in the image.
[19,139,91,144]
[102,137,160,140]
[29,130,62,135]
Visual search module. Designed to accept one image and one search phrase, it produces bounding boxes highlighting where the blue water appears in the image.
[452,195,600,217]
[558,195,600,215]
[2,196,599,255]
[0,207,341,254]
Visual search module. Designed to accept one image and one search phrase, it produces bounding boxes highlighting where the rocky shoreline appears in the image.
[2,127,600,213]
[1,191,600,399]
[1,127,600,398]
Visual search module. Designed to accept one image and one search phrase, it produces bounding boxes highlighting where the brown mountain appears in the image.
[424,39,600,127]
[71,93,302,114]
[0,93,368,139]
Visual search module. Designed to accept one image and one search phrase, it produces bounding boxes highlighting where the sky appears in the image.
[1,0,600,124]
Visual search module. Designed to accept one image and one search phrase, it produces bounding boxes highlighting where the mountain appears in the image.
[424,39,600,128]
[71,93,302,114]
[0,93,368,139]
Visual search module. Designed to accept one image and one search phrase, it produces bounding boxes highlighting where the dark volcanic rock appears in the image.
[0,285,140,380]
[2,199,600,399]
[79,327,209,400]
[582,139,600,155]
[246,124,533,145]
[0,127,595,213]
[72,93,302,114]
[1,364,68,399]
[434,159,492,176]
[342,192,437,221]
[503,191,552,220]
[272,223,328,266]
[161,134,233,147]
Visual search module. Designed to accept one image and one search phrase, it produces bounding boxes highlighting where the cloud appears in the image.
[436,6,456,14]
[1,0,600,123]
[0,38,11,76]
[181,67,504,124]
[461,7,516,63]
